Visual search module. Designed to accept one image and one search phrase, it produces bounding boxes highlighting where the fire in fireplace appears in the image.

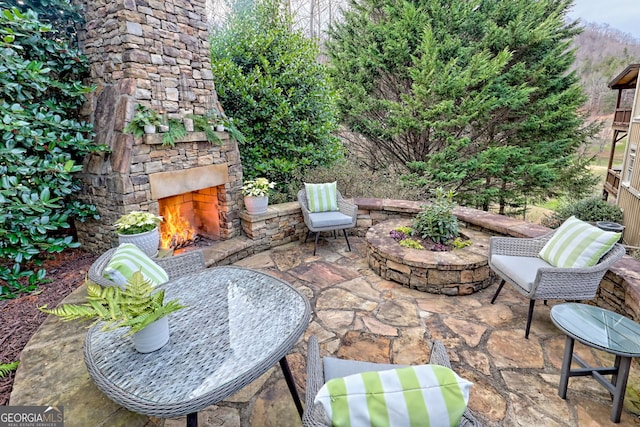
[149,164,230,251]
[158,188,220,250]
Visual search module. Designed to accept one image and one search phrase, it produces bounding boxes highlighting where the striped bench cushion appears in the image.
[314,364,472,427]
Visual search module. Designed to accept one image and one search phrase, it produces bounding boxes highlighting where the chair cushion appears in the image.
[309,211,353,228]
[314,364,472,427]
[491,255,552,292]
[305,182,338,213]
[324,357,403,381]
[103,243,169,288]
[538,216,621,268]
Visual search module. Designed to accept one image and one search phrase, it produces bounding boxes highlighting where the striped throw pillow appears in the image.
[305,182,338,213]
[538,216,621,268]
[103,243,169,287]
[313,365,472,427]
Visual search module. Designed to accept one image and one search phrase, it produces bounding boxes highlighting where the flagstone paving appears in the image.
[166,236,640,427]
[11,235,640,426]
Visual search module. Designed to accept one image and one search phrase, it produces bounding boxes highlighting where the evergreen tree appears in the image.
[327,0,598,211]
[210,0,343,192]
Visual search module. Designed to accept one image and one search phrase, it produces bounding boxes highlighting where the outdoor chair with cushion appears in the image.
[489,216,626,338]
[303,335,482,426]
[298,182,357,256]
[88,245,206,288]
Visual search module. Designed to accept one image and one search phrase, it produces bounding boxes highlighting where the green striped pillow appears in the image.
[305,182,338,213]
[538,216,621,268]
[103,243,169,287]
[314,365,472,427]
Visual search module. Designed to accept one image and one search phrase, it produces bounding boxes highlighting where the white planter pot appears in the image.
[215,124,225,132]
[132,317,170,353]
[244,195,268,215]
[144,124,156,134]
[118,227,160,258]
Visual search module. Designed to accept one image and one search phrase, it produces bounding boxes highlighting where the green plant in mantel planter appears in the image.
[124,104,162,137]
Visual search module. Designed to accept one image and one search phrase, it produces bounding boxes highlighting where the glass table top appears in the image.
[550,303,640,356]
[84,266,311,417]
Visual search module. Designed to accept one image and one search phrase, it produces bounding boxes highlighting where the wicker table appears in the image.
[551,303,640,423]
[84,266,311,427]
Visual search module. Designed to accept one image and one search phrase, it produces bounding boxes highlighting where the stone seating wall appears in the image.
[234,197,640,322]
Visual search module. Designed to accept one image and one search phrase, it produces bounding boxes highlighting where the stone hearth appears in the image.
[366,218,494,295]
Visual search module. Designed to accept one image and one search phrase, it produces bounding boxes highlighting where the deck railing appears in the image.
[613,108,632,127]
[604,168,622,198]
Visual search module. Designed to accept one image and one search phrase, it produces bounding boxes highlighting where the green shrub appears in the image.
[210,0,343,188]
[541,196,623,229]
[412,188,459,244]
[0,8,105,298]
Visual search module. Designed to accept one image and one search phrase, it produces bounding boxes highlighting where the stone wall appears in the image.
[239,197,640,322]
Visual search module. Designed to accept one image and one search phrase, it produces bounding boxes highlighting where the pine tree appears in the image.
[327,0,599,211]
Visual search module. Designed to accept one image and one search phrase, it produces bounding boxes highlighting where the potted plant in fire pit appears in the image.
[40,272,185,353]
[242,177,276,215]
[114,211,163,257]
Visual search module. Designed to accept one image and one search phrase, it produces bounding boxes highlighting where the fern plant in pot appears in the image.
[40,272,185,353]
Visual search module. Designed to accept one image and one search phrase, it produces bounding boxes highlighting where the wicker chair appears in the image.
[88,247,206,287]
[489,232,626,339]
[297,189,358,256]
[302,335,482,426]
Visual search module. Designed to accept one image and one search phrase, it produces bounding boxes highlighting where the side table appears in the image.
[550,303,640,423]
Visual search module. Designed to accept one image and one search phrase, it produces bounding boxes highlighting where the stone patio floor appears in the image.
[11,235,640,426]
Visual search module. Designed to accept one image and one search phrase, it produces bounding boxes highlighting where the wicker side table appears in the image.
[84,266,311,427]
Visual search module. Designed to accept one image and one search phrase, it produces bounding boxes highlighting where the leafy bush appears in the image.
[412,188,459,244]
[210,0,343,188]
[541,196,623,229]
[0,8,105,298]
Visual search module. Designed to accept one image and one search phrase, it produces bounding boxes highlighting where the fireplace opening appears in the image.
[158,187,221,250]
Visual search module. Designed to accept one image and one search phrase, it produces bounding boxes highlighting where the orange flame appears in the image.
[160,205,196,249]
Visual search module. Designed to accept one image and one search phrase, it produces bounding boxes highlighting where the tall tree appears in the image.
[327,0,598,211]
[210,0,343,191]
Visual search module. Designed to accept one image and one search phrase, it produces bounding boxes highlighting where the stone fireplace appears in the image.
[73,0,243,254]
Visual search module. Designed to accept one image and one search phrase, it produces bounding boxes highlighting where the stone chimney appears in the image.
[74,0,243,254]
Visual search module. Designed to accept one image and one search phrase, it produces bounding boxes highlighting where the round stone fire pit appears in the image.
[366,218,494,295]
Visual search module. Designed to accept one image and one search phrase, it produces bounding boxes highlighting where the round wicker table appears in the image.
[84,266,311,427]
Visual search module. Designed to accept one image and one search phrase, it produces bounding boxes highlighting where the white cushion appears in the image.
[305,182,338,213]
[309,211,353,228]
[103,243,169,288]
[538,216,621,268]
[314,365,472,427]
[491,255,552,292]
